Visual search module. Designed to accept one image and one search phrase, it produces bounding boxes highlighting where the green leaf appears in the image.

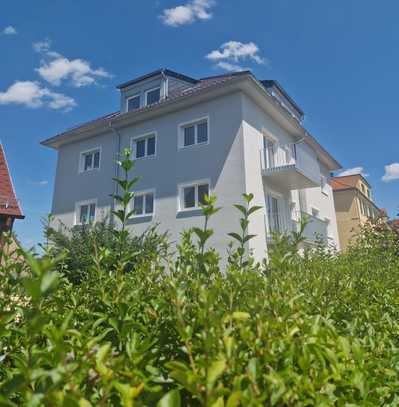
[157,389,181,407]
[233,204,247,216]
[207,359,226,390]
[228,232,242,243]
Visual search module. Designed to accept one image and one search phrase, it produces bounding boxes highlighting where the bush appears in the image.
[1,150,399,405]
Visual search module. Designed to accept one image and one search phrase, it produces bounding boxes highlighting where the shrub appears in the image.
[1,151,399,405]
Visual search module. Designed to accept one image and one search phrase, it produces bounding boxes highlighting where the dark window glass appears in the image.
[184,126,195,146]
[198,184,209,205]
[136,139,146,158]
[84,154,92,171]
[80,205,88,224]
[183,186,195,208]
[127,96,140,111]
[197,122,208,144]
[89,204,96,222]
[147,136,156,156]
[146,88,160,105]
[93,151,100,169]
[134,195,144,215]
[145,193,154,214]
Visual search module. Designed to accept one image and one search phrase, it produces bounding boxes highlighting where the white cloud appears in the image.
[206,41,266,71]
[30,180,49,186]
[338,166,369,177]
[0,81,76,111]
[3,26,17,35]
[33,39,112,87]
[382,163,399,182]
[161,0,214,27]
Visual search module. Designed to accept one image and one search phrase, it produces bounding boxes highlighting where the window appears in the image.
[132,133,156,159]
[266,194,281,233]
[127,95,140,111]
[76,200,96,224]
[132,191,154,216]
[179,118,209,148]
[320,175,329,195]
[80,149,100,172]
[179,181,210,210]
[145,87,161,106]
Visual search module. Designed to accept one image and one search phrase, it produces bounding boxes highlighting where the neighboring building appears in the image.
[42,68,341,261]
[388,218,399,236]
[331,174,382,250]
[0,143,24,248]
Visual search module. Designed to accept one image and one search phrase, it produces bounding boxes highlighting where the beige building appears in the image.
[331,174,382,250]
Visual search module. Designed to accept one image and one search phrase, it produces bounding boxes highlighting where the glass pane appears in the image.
[128,96,140,111]
[197,122,208,144]
[134,195,144,215]
[146,88,160,105]
[136,139,146,158]
[184,126,195,146]
[198,184,209,205]
[145,193,154,214]
[80,205,88,224]
[93,151,100,168]
[183,186,195,209]
[147,136,156,156]
[84,154,92,171]
[89,204,96,222]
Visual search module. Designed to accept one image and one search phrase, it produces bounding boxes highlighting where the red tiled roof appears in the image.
[0,144,24,219]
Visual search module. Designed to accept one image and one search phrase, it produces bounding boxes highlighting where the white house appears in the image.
[42,68,341,261]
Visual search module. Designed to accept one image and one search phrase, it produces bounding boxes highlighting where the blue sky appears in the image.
[1,0,398,248]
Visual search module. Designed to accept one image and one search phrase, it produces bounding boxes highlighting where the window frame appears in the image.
[75,198,97,225]
[320,175,329,196]
[144,86,161,106]
[177,179,211,212]
[79,147,101,173]
[131,189,155,218]
[131,132,157,160]
[178,116,210,149]
[126,94,141,112]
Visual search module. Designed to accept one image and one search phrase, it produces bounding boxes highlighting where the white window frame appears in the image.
[178,116,210,149]
[131,132,157,160]
[177,179,211,212]
[74,198,97,225]
[131,189,155,218]
[145,86,161,106]
[126,94,140,112]
[79,147,101,173]
[311,206,321,219]
[320,175,329,196]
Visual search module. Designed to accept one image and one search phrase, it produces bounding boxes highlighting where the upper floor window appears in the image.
[132,133,156,159]
[132,190,154,217]
[145,87,161,106]
[127,95,140,111]
[76,199,96,225]
[179,117,209,148]
[178,180,210,211]
[80,148,100,173]
[320,175,329,195]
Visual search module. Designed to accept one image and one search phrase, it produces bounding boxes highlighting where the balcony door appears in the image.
[263,137,276,169]
[266,194,282,233]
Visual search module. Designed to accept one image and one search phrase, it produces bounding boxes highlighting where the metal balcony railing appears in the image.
[260,142,321,187]
[266,210,328,243]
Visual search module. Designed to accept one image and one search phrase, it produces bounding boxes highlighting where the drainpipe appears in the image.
[108,120,121,226]
[161,70,168,100]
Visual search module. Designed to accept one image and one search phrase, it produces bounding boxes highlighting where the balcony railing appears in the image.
[266,211,328,244]
[260,142,321,188]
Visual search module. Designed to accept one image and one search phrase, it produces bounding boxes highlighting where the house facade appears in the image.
[331,174,383,250]
[42,69,341,261]
[0,143,24,248]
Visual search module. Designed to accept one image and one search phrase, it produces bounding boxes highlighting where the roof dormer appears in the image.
[117,68,198,113]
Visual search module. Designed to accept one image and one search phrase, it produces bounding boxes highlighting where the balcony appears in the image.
[260,142,321,189]
[266,211,328,244]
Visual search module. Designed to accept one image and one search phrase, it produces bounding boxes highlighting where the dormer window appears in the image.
[127,95,140,111]
[145,87,161,106]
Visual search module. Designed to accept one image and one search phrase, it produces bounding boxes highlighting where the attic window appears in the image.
[145,87,161,106]
[127,95,140,111]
